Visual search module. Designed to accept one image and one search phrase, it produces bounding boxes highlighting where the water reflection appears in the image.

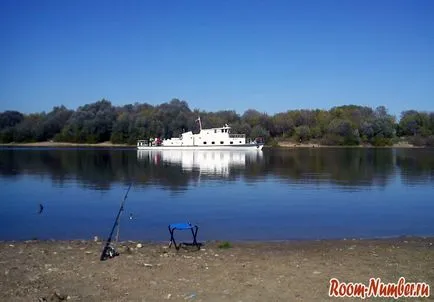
[0,147,433,192]
[137,150,263,177]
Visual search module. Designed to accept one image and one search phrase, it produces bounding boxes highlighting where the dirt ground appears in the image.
[0,237,433,301]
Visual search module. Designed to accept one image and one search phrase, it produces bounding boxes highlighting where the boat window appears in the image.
[230,141,233,144]
[214,130,216,133]
[239,141,242,143]
[203,142,207,144]
[220,141,224,144]
[212,141,215,144]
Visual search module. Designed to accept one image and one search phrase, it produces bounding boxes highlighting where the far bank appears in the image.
[0,140,430,149]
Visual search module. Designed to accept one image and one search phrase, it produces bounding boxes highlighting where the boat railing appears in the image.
[137,140,149,146]
[229,134,246,138]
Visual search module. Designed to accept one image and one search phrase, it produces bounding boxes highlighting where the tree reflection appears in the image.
[0,147,432,191]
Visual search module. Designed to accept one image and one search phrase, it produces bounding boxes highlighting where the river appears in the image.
[0,147,433,241]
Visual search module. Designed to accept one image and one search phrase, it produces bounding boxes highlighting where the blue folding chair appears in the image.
[168,222,200,250]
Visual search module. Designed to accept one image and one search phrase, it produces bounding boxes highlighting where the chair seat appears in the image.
[169,223,194,230]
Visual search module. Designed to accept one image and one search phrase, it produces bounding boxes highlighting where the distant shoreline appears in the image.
[274,141,426,148]
[0,141,428,149]
[0,141,136,148]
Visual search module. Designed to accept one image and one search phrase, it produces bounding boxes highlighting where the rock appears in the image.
[150,280,157,286]
[184,293,196,300]
[313,271,321,275]
[48,291,69,301]
[214,254,219,257]
[166,293,172,299]
[94,236,99,242]
[144,263,153,268]
[137,243,143,248]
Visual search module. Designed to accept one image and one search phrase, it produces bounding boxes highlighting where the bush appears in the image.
[266,138,279,147]
[408,135,426,146]
[425,135,434,147]
[320,134,345,145]
[371,136,393,146]
[218,241,233,249]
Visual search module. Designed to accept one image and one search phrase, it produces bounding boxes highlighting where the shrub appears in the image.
[218,241,233,249]
[408,135,426,146]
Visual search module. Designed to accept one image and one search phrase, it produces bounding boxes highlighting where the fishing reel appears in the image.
[100,244,120,261]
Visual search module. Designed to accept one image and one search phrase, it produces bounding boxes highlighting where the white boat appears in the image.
[137,117,264,150]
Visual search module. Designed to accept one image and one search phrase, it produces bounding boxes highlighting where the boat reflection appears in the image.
[137,149,263,176]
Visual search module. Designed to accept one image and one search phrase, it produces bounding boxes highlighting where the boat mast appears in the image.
[196,116,202,131]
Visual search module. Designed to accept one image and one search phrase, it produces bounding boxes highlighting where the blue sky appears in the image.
[1,0,433,118]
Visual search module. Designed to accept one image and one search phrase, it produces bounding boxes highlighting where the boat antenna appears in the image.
[100,183,132,261]
[196,116,202,131]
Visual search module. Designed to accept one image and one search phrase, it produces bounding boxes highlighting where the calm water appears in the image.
[0,147,433,242]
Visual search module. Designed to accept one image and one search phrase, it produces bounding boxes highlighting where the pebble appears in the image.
[144,263,153,267]
[94,236,99,242]
[137,243,143,248]
[166,293,172,299]
[184,293,196,300]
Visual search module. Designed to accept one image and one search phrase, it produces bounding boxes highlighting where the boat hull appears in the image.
[137,143,264,151]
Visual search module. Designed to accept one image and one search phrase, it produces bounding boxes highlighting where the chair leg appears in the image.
[191,226,200,250]
[169,228,183,250]
[168,226,177,249]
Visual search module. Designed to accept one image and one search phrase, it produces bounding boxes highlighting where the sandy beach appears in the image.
[1,237,432,301]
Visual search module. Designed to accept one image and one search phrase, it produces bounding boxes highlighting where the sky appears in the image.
[0,0,433,118]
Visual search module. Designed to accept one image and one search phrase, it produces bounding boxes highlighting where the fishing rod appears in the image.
[100,183,132,261]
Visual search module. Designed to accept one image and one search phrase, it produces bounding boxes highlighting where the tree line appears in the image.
[0,99,433,146]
